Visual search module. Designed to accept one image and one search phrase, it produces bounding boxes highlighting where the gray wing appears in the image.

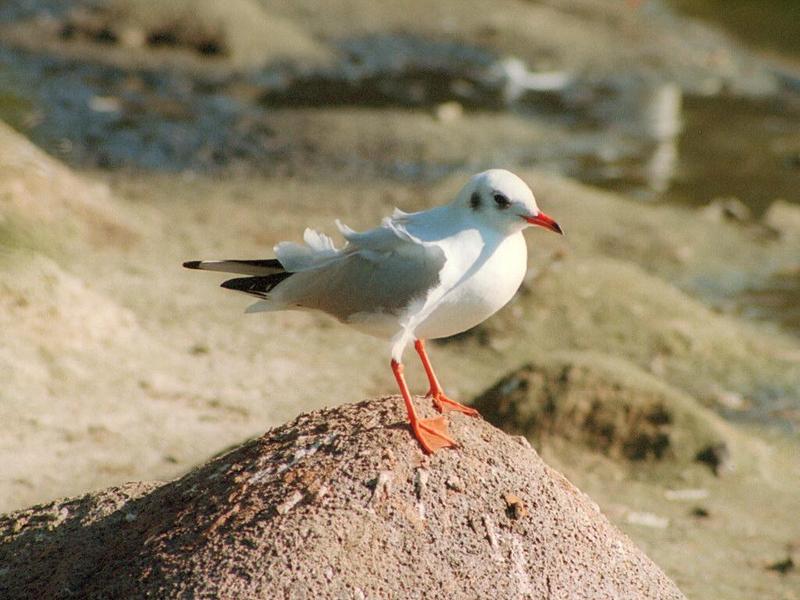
[272,241,446,321]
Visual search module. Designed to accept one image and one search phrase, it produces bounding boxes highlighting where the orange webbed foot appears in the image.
[412,415,457,454]
[428,391,480,417]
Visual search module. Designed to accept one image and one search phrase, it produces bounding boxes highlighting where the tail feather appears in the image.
[220,272,293,299]
[183,259,284,276]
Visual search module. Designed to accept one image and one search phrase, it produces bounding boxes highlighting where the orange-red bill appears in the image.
[524,211,563,234]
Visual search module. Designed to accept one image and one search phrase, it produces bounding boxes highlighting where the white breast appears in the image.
[413,232,527,340]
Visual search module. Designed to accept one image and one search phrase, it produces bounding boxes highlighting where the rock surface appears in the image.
[0,397,685,599]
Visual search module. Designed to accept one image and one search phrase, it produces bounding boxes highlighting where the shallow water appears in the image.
[577,92,800,215]
[670,0,800,62]
[734,270,800,337]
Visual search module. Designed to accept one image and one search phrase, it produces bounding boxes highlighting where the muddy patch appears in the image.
[472,354,729,465]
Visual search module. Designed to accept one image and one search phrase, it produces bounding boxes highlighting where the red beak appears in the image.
[524,211,563,235]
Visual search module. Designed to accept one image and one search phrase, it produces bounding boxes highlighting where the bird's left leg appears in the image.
[391,359,457,454]
[414,339,480,417]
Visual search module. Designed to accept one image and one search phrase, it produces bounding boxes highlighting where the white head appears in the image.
[456,169,562,236]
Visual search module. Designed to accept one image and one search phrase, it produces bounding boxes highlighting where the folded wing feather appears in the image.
[187,213,448,324]
[250,216,447,320]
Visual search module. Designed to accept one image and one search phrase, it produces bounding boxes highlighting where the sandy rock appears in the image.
[0,397,685,599]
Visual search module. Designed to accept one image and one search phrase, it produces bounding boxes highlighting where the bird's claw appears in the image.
[427,390,480,417]
[413,415,458,453]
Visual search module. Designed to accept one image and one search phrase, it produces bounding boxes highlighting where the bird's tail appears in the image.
[184,257,295,310]
[182,258,285,277]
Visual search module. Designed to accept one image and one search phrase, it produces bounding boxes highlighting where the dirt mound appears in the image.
[0,0,330,73]
[0,397,685,599]
[0,120,134,250]
[473,353,730,466]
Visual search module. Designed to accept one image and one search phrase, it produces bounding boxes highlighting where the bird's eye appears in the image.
[493,193,511,209]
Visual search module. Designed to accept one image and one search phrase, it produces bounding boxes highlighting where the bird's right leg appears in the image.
[414,339,479,417]
[391,359,457,454]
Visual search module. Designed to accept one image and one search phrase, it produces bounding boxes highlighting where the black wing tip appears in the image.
[220,277,245,291]
[183,260,202,270]
[220,272,293,298]
[220,276,268,299]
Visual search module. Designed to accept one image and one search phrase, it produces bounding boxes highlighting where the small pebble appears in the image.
[435,101,463,122]
[664,488,709,501]
[503,493,528,520]
[276,490,303,515]
[695,443,731,476]
[626,511,669,529]
[446,477,464,492]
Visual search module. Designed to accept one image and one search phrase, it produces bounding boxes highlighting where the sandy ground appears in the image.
[1,127,798,597]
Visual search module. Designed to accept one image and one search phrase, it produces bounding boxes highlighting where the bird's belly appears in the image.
[414,235,527,340]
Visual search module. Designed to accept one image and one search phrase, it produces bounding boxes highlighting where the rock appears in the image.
[472,353,730,465]
[434,101,464,122]
[0,397,685,599]
[664,489,709,501]
[766,556,794,575]
[701,197,752,224]
[695,442,732,476]
[625,511,670,530]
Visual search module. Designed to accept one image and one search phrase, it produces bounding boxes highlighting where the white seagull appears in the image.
[184,169,562,453]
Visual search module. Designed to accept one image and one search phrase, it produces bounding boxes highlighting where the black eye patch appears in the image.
[493,193,511,209]
[470,191,481,210]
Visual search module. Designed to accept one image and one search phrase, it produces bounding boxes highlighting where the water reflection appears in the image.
[555,76,686,200]
[642,82,681,193]
[574,77,800,216]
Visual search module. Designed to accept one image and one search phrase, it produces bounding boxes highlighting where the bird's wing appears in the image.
[273,227,345,272]
[274,212,432,271]
[266,216,447,321]
[335,216,423,251]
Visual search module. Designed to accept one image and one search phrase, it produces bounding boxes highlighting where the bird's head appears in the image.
[458,169,562,236]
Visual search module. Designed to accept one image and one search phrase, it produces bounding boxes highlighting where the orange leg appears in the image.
[414,339,480,417]
[391,359,457,453]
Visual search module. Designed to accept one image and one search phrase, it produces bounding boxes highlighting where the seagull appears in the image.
[184,169,562,453]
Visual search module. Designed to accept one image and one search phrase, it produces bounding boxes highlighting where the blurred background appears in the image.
[0,1,798,597]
